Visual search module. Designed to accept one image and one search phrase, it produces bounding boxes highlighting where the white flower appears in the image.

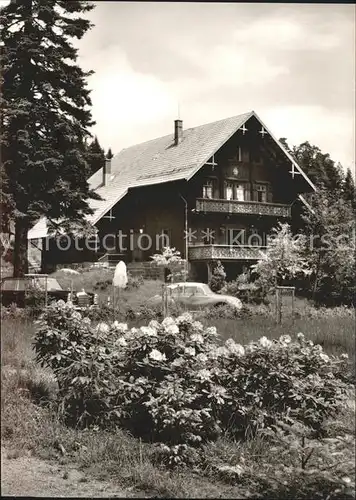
[162,316,176,328]
[340,353,349,360]
[319,352,330,363]
[56,300,66,308]
[149,349,166,362]
[245,343,257,354]
[279,335,292,344]
[172,357,185,367]
[96,322,110,334]
[259,336,272,348]
[113,321,128,332]
[205,326,218,337]
[197,369,211,381]
[184,347,196,357]
[196,353,208,363]
[297,332,305,341]
[192,321,203,331]
[176,312,193,324]
[190,333,204,343]
[115,337,127,347]
[82,317,91,326]
[165,324,179,335]
[216,346,229,357]
[225,338,245,356]
[72,311,82,320]
[140,326,158,337]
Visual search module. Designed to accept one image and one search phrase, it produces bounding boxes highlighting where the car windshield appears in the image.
[32,278,62,291]
[1,279,26,291]
[1,277,63,292]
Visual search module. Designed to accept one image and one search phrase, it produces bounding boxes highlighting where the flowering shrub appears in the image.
[34,302,352,466]
[215,333,350,438]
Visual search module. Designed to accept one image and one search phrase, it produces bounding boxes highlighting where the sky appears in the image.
[74,2,355,173]
[0,0,354,173]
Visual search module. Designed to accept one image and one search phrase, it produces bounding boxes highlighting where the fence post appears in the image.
[162,283,166,318]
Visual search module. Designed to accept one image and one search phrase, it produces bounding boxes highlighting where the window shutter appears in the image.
[245,183,251,201]
[252,183,258,201]
[267,185,273,203]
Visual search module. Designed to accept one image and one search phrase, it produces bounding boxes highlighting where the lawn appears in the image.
[1,275,355,498]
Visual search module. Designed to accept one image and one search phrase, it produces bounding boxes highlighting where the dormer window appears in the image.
[202,179,213,199]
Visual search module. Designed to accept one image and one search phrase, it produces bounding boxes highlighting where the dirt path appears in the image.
[1,447,134,497]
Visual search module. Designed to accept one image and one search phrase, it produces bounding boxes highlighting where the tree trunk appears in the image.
[13,219,29,277]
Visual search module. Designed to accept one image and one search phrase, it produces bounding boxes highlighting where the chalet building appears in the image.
[28,111,316,282]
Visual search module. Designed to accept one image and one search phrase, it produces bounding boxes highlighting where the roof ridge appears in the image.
[114,110,253,157]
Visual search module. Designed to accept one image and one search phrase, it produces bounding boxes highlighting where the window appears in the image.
[238,146,242,162]
[256,184,267,202]
[235,184,245,201]
[183,285,199,296]
[224,182,245,201]
[202,179,213,199]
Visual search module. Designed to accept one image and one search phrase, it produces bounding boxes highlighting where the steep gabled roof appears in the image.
[28,110,316,239]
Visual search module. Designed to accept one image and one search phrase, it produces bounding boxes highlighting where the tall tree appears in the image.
[0,0,101,276]
[280,139,346,193]
[301,187,355,306]
[343,167,356,210]
[85,135,105,176]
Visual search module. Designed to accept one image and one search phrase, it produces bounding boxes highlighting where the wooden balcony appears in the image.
[195,198,291,218]
[188,244,267,261]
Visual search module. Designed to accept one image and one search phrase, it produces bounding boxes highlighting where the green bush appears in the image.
[221,280,269,305]
[33,302,352,467]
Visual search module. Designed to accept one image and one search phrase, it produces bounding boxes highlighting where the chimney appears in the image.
[174,119,183,145]
[103,157,112,186]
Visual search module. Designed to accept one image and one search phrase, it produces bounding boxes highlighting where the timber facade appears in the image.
[29,112,315,282]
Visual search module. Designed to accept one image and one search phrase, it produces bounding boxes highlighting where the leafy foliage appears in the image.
[221,273,268,305]
[0,0,100,275]
[251,223,311,290]
[150,246,187,283]
[301,187,355,306]
[208,260,226,293]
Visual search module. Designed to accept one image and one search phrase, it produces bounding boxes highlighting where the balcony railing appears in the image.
[188,244,267,261]
[196,198,291,217]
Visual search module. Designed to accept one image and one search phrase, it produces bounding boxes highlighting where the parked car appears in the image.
[0,275,68,307]
[148,282,243,311]
[0,275,97,309]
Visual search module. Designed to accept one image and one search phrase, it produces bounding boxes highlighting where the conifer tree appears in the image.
[343,168,356,210]
[0,0,101,276]
[86,135,106,176]
[106,147,114,159]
